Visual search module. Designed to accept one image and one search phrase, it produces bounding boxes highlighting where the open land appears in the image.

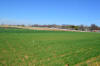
[0,28,100,66]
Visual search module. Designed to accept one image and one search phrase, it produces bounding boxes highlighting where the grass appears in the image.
[0,28,100,66]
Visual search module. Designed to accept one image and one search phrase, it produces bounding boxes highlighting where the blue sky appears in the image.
[0,0,100,26]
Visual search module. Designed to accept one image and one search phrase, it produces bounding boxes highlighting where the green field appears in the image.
[0,28,100,66]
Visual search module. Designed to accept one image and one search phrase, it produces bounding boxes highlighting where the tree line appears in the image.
[30,24,100,31]
[1,24,100,32]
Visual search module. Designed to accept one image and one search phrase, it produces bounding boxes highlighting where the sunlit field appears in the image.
[0,28,100,66]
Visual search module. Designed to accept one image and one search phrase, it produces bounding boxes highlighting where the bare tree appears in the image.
[90,24,98,31]
[79,25,85,31]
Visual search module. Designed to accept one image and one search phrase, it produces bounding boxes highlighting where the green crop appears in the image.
[0,28,100,66]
